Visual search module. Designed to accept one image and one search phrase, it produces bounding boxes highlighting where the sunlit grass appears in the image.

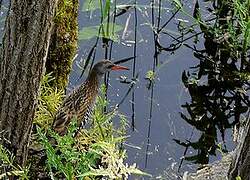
[33,73,64,129]
[0,145,29,179]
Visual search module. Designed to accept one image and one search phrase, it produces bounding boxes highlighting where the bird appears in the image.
[52,59,129,135]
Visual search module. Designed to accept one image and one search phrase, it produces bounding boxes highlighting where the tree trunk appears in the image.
[0,0,58,166]
[229,117,250,180]
[46,0,78,91]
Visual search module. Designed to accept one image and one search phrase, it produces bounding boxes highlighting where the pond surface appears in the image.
[68,0,240,179]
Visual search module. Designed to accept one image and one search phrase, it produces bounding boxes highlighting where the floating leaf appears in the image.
[145,70,155,81]
[79,26,99,40]
[82,0,99,12]
[79,23,123,42]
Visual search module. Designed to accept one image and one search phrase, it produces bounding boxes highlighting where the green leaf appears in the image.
[236,176,242,180]
[126,167,152,177]
[82,0,99,12]
[145,70,155,81]
[103,0,111,19]
[79,26,99,40]
[79,23,123,42]
[172,0,182,9]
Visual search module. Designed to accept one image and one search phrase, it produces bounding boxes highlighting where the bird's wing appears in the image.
[52,83,97,135]
[52,88,81,134]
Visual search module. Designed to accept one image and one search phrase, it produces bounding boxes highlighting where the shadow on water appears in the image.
[172,0,250,169]
[72,0,250,178]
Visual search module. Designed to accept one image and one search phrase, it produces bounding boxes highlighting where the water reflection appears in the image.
[72,0,250,178]
[175,0,250,166]
[75,0,200,177]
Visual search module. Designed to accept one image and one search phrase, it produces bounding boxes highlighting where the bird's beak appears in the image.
[111,64,129,71]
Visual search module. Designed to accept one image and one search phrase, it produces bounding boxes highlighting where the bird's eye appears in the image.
[107,65,113,68]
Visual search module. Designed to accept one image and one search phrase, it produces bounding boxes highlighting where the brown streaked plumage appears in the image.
[52,60,129,135]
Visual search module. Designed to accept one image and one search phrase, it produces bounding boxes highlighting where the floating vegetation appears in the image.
[82,0,100,12]
[145,70,155,82]
[78,23,123,42]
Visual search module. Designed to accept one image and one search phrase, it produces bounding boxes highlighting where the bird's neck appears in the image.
[84,70,103,97]
[86,69,104,84]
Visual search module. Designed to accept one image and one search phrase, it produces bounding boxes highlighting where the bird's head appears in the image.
[93,60,129,75]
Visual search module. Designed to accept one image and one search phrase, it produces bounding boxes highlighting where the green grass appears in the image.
[0,145,29,179]
[233,0,250,54]
[33,73,64,129]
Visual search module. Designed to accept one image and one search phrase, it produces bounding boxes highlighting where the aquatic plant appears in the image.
[80,0,122,42]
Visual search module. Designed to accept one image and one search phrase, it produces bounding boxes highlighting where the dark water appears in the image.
[69,0,240,179]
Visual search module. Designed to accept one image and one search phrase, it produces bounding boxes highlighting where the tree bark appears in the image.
[229,116,250,180]
[0,0,58,166]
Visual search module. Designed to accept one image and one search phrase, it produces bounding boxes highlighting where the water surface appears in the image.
[69,0,238,178]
